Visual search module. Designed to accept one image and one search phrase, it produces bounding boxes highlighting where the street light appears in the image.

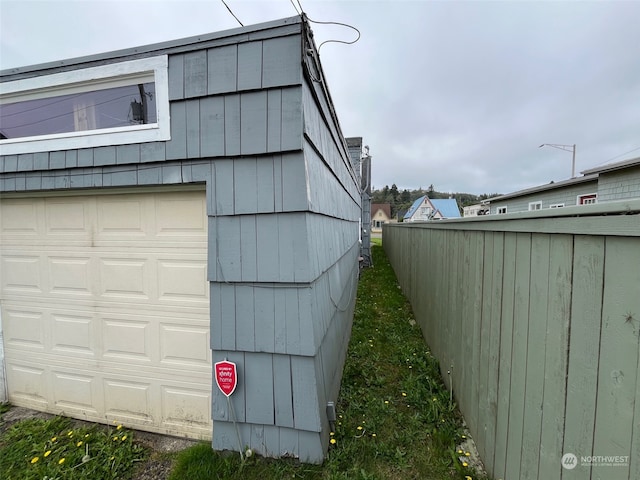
[539,143,576,178]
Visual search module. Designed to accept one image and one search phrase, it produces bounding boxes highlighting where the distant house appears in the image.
[371,203,392,232]
[486,155,640,214]
[403,195,461,222]
[463,203,490,217]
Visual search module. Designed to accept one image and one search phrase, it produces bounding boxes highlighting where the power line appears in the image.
[289,0,301,15]
[221,0,243,27]
[602,145,640,164]
[293,0,360,52]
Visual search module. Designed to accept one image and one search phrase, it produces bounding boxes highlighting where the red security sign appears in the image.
[215,360,238,397]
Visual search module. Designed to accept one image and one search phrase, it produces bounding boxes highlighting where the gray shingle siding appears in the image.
[597,166,640,201]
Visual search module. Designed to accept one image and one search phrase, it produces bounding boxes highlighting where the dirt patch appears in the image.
[0,406,199,480]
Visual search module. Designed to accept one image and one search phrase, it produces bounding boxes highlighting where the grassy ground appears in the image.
[0,244,489,479]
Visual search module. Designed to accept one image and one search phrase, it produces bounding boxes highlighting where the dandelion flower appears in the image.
[51,437,57,442]
[458,449,463,454]
[85,434,90,438]
[462,461,468,467]
[465,476,473,480]
[465,452,470,457]
[31,457,39,464]
[409,366,412,369]
[113,436,118,441]
[432,397,437,401]
[77,441,83,447]
[461,435,467,439]
[330,432,335,436]
[59,458,66,465]
[357,426,363,431]
[330,438,337,445]
[110,456,115,461]
[121,435,127,441]
[116,424,123,430]
[402,392,407,397]
[44,451,51,458]
[372,433,376,437]
[384,400,389,404]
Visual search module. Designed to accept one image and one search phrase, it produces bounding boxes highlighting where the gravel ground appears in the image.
[0,406,198,480]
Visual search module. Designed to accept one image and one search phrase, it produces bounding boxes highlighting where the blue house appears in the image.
[404,195,461,221]
[0,16,360,463]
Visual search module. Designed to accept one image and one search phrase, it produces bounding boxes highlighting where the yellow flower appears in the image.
[371,433,376,437]
[31,457,39,464]
[330,432,335,436]
[461,434,467,439]
[67,430,73,436]
[121,435,127,441]
[116,424,123,430]
[110,456,115,461]
[457,449,463,454]
[462,461,468,467]
[330,438,336,445]
[465,452,470,457]
[59,458,66,465]
[77,441,83,447]
[357,426,363,431]
[44,450,51,458]
[384,400,389,404]
[85,434,90,438]
[51,437,57,442]
[432,397,437,401]
[402,392,407,397]
[113,436,118,441]
[465,476,473,480]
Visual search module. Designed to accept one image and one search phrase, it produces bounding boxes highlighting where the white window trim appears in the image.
[528,201,542,211]
[550,203,565,208]
[577,193,598,205]
[0,56,170,155]
[497,206,508,214]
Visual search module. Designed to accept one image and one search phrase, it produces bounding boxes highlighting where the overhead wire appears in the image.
[220,0,243,27]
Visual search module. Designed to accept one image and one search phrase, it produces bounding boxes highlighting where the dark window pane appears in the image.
[0,82,156,140]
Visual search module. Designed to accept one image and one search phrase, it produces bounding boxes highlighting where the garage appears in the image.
[0,186,211,439]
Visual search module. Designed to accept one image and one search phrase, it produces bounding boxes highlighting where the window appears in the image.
[550,203,565,208]
[577,193,597,205]
[528,201,542,211]
[497,206,508,214]
[0,56,169,155]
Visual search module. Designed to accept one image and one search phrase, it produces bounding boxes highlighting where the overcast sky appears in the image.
[2,0,639,195]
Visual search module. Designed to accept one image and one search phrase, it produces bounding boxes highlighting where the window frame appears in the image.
[528,201,542,211]
[496,206,508,214]
[0,56,170,155]
[577,193,598,205]
[549,203,565,208]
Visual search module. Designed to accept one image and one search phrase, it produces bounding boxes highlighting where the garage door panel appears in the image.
[51,313,95,355]
[6,363,49,408]
[45,200,92,234]
[52,371,98,413]
[160,323,210,367]
[48,256,93,295]
[1,255,43,293]
[1,188,212,439]
[4,308,45,349]
[100,258,150,299]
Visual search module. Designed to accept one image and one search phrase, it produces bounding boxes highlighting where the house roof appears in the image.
[404,195,427,220]
[486,174,598,203]
[371,203,391,220]
[581,156,640,175]
[431,199,461,218]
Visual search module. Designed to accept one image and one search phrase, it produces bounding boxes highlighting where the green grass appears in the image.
[170,245,490,479]
[0,415,145,480]
[0,245,490,480]
[370,237,382,246]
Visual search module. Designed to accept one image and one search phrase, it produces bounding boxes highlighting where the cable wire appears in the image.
[221,0,243,27]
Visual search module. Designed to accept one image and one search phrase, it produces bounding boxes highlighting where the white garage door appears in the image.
[0,186,211,439]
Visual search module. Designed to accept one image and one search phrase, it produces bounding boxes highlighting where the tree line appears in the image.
[370,184,501,219]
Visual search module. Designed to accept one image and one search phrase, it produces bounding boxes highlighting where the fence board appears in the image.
[591,237,639,480]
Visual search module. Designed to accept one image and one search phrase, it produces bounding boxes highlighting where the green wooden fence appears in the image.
[383,200,640,480]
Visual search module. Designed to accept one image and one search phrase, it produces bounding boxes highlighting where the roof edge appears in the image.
[1,16,302,77]
[486,174,598,202]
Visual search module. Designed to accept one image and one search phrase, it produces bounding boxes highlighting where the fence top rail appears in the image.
[385,198,640,237]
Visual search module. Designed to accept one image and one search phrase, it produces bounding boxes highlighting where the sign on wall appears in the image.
[215,360,238,397]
